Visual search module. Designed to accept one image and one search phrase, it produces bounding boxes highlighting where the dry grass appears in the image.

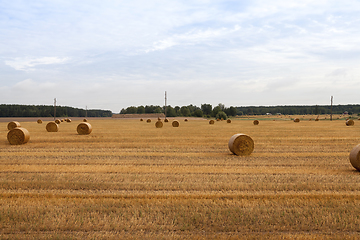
[1,117,360,239]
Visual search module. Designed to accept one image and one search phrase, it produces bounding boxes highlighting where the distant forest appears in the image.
[1,103,359,118]
[120,103,360,118]
[0,104,112,117]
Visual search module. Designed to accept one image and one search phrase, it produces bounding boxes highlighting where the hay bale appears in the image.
[140,118,144,121]
[46,122,59,132]
[77,122,92,135]
[37,119,42,124]
[66,119,71,123]
[7,121,21,130]
[216,119,220,121]
[83,118,88,122]
[61,119,64,122]
[146,119,151,123]
[346,119,355,126]
[228,133,254,156]
[7,127,30,145]
[209,120,215,124]
[350,144,360,171]
[172,120,180,127]
[294,118,300,122]
[155,120,163,128]
[164,119,169,122]
[158,117,161,120]
[253,120,259,125]
[227,119,231,123]
[55,119,61,124]
[315,118,319,121]
[184,119,188,122]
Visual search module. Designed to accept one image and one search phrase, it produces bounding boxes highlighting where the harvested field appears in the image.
[1,118,360,239]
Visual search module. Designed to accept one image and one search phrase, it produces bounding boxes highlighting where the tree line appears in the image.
[1,103,359,118]
[120,103,360,119]
[120,103,236,120]
[0,104,112,117]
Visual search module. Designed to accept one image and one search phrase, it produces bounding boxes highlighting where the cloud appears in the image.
[145,25,241,52]
[5,57,70,71]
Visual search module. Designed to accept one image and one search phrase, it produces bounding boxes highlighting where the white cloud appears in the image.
[5,57,69,71]
[145,25,241,52]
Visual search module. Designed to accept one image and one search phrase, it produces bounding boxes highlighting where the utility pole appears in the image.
[164,91,167,119]
[330,96,333,121]
[54,98,56,120]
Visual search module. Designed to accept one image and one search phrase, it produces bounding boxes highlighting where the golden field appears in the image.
[1,116,360,239]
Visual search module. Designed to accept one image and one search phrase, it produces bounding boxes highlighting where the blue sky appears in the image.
[1,0,359,113]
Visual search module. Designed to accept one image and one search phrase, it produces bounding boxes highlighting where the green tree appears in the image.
[216,111,227,120]
[126,106,137,114]
[201,104,212,116]
[154,106,163,113]
[166,106,176,117]
[212,106,221,117]
[137,106,145,114]
[218,103,225,111]
[193,109,203,117]
[174,106,181,116]
[180,106,190,116]
[225,106,237,116]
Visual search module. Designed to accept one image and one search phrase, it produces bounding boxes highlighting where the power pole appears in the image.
[330,96,333,121]
[54,98,56,120]
[164,91,167,119]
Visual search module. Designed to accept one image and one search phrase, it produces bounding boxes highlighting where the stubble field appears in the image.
[1,117,360,239]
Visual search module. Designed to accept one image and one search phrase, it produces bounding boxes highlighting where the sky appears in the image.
[1,0,360,113]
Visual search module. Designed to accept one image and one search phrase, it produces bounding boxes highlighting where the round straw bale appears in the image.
[146,119,151,123]
[83,118,88,122]
[155,120,163,128]
[164,118,169,122]
[346,119,354,126]
[140,118,143,121]
[228,133,254,156]
[77,122,92,135]
[209,120,215,124]
[37,119,42,124]
[216,119,220,121]
[294,118,300,122]
[350,144,360,171]
[61,119,64,122]
[66,119,72,123]
[7,127,30,145]
[315,118,319,121]
[158,117,161,120]
[55,119,61,124]
[227,119,231,123]
[184,119,188,122]
[253,120,259,125]
[46,122,59,132]
[172,120,180,127]
[7,121,21,130]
